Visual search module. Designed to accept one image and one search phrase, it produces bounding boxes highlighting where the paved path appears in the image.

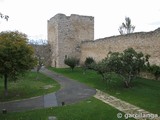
[94,89,160,120]
[0,68,96,112]
[41,68,96,106]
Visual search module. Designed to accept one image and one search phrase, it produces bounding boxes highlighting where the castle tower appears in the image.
[48,14,94,68]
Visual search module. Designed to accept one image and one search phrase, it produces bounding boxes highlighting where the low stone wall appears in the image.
[80,28,160,65]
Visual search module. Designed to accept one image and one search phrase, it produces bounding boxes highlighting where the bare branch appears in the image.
[118,17,135,35]
[30,40,51,72]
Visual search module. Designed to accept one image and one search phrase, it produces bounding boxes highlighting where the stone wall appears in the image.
[48,13,160,68]
[48,14,94,68]
[80,28,160,65]
[48,15,58,67]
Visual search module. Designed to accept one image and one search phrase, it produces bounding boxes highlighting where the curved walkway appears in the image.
[0,68,96,112]
[41,68,96,105]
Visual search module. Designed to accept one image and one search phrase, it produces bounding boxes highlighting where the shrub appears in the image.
[85,57,95,65]
[64,57,79,71]
[93,59,109,79]
[84,57,95,69]
[149,64,160,80]
[93,48,150,88]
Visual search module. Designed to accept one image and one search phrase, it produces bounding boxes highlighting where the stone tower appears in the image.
[48,13,94,68]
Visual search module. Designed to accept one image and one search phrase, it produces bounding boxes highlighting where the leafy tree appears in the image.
[93,61,105,79]
[120,48,149,87]
[149,64,160,80]
[93,60,110,80]
[64,57,79,71]
[118,17,135,35]
[93,52,123,84]
[107,52,123,74]
[93,48,149,88]
[0,31,37,96]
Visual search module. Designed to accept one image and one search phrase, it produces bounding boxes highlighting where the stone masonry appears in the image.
[48,13,160,68]
[80,28,160,65]
[48,13,94,68]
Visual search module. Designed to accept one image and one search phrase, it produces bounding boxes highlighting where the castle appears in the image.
[48,13,160,68]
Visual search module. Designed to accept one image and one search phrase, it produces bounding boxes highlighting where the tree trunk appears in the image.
[71,67,74,71]
[101,73,105,81]
[36,71,39,80]
[124,74,133,88]
[4,73,8,96]
[124,81,130,88]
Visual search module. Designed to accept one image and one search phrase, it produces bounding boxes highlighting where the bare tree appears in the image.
[118,17,135,35]
[29,40,51,72]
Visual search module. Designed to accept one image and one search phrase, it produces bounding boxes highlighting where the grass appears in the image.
[0,97,134,120]
[0,71,60,102]
[49,67,160,114]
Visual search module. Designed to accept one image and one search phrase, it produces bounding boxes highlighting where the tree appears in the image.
[106,52,123,74]
[107,48,149,88]
[93,48,149,88]
[118,17,135,35]
[149,64,160,80]
[119,48,148,87]
[93,52,123,83]
[93,60,110,81]
[64,57,79,71]
[0,31,36,96]
[29,40,51,73]
[0,12,9,21]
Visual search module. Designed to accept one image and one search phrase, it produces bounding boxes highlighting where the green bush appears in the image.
[84,57,95,69]
[64,57,79,71]
[93,48,150,88]
[85,57,95,65]
[149,64,160,80]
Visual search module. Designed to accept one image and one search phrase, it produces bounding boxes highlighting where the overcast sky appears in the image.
[0,0,160,40]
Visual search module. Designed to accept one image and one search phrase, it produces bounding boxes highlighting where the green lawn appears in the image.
[49,67,160,114]
[0,97,134,120]
[0,71,60,102]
